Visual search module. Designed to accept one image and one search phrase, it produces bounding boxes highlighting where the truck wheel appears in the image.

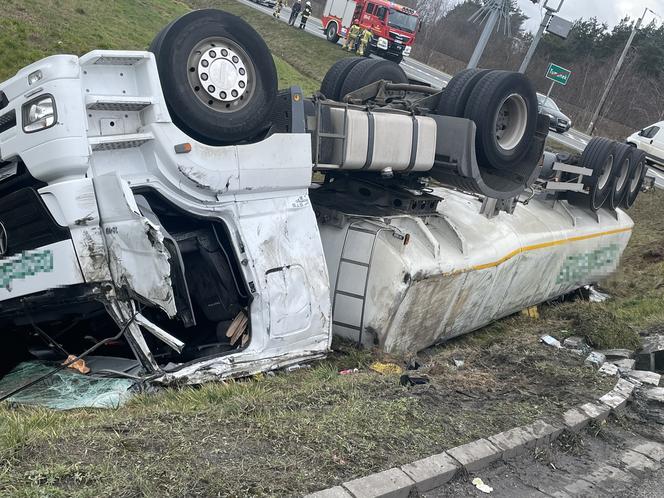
[622,147,647,209]
[320,57,365,101]
[150,9,278,145]
[463,70,537,170]
[568,138,617,211]
[436,68,492,118]
[326,22,340,43]
[608,142,633,210]
[339,59,408,100]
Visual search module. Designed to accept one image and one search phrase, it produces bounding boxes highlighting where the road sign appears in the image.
[547,15,572,39]
[546,63,571,86]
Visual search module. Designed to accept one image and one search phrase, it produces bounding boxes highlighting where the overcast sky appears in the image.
[515,0,664,32]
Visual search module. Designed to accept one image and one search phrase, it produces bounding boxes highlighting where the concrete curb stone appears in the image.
[599,391,628,411]
[562,407,591,432]
[304,486,354,498]
[578,401,611,422]
[445,439,502,472]
[342,468,415,498]
[400,452,459,492]
[305,377,636,496]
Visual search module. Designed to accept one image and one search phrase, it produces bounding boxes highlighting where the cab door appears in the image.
[649,126,664,164]
[636,125,660,157]
[360,2,376,28]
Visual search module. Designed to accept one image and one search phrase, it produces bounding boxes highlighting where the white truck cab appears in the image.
[627,121,664,167]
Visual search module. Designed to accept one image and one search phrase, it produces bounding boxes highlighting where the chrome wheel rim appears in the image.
[187,37,256,112]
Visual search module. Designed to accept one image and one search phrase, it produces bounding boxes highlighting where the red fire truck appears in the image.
[321,0,420,64]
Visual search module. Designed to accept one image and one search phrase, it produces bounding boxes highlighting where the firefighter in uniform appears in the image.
[288,0,302,26]
[299,1,312,29]
[342,24,361,51]
[273,0,284,19]
[357,28,373,56]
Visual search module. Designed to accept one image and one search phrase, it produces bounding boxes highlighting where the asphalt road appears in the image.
[239,0,664,189]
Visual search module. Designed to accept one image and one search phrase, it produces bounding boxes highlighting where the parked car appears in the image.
[537,93,572,133]
[626,121,664,168]
[251,0,276,8]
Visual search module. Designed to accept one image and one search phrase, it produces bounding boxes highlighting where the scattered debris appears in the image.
[225,310,249,346]
[598,363,619,376]
[584,352,606,369]
[286,364,311,373]
[521,306,540,319]
[63,355,91,375]
[453,358,465,369]
[339,368,359,375]
[599,349,634,360]
[611,358,636,372]
[636,335,664,372]
[585,285,610,303]
[406,359,421,371]
[400,374,430,386]
[627,370,661,386]
[370,362,404,375]
[472,477,493,494]
[541,335,562,348]
[563,336,587,350]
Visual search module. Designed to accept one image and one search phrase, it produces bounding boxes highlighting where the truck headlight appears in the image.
[377,37,388,50]
[403,45,411,56]
[22,95,56,133]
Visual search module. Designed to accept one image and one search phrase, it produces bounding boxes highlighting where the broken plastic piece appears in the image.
[585,351,606,369]
[472,477,493,494]
[370,362,404,375]
[540,335,562,348]
[400,374,429,386]
[339,368,359,375]
[63,355,90,374]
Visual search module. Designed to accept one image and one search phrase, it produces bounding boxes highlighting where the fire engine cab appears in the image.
[322,0,419,63]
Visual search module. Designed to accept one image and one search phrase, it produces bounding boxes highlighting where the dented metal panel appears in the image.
[93,173,176,317]
[320,189,634,354]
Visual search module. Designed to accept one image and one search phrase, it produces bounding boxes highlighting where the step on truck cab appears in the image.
[0,10,648,386]
[322,0,419,63]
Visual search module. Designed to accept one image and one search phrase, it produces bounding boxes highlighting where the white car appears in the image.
[626,121,664,168]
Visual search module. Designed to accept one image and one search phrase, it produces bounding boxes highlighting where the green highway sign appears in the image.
[546,63,571,85]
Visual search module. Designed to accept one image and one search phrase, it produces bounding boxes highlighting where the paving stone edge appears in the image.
[303,376,638,498]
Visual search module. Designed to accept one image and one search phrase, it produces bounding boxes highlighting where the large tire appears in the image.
[463,70,538,170]
[568,138,617,211]
[339,59,408,100]
[326,22,340,43]
[608,142,633,210]
[320,57,365,101]
[150,9,278,145]
[622,147,647,209]
[436,68,493,118]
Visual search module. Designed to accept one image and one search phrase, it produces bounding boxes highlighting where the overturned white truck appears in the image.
[0,10,647,383]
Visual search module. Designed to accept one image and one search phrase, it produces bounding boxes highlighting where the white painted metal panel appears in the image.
[320,188,634,354]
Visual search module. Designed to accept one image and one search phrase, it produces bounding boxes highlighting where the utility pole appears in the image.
[467,0,511,69]
[586,8,652,136]
[519,0,565,73]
